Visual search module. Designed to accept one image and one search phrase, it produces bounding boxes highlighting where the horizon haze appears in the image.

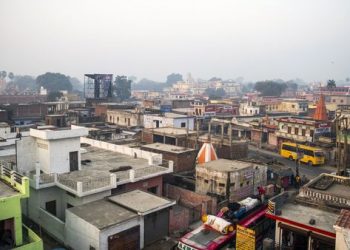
[0,0,349,83]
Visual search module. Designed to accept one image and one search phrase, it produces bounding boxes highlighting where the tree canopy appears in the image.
[47,91,63,101]
[114,75,131,101]
[166,73,183,85]
[6,75,36,91]
[36,72,72,92]
[205,88,226,100]
[327,79,336,88]
[254,81,287,96]
[209,77,222,81]
[132,78,165,91]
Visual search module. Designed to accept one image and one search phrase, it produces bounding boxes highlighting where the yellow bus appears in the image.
[280,142,325,166]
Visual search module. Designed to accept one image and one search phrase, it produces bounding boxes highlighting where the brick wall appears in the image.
[140,147,198,173]
[124,175,163,196]
[169,205,190,233]
[164,184,217,215]
[251,130,262,144]
[142,130,153,144]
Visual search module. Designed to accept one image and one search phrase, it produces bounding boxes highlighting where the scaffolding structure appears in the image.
[84,74,113,99]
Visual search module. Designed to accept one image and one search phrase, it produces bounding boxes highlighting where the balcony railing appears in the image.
[12,226,43,250]
[28,160,173,196]
[0,163,29,197]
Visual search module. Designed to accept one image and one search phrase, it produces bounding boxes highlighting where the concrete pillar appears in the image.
[77,181,83,195]
[130,169,135,182]
[168,160,174,172]
[110,173,117,188]
[208,121,212,141]
[140,217,145,249]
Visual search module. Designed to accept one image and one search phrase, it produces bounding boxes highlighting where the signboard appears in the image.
[236,225,255,250]
[315,127,331,135]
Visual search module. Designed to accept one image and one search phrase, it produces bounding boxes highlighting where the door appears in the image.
[108,226,140,250]
[69,151,78,172]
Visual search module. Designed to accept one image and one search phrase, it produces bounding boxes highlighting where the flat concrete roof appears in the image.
[279,202,339,233]
[307,175,350,200]
[109,190,175,215]
[0,180,18,199]
[151,127,196,136]
[68,199,138,230]
[82,146,150,171]
[141,143,196,154]
[197,159,253,172]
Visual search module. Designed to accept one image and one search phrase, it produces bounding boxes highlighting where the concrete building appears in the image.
[278,98,309,114]
[66,190,175,250]
[334,209,350,250]
[195,159,267,202]
[275,117,331,145]
[0,122,10,139]
[266,173,350,249]
[11,126,174,247]
[143,112,195,130]
[142,127,197,147]
[0,163,43,250]
[239,101,261,116]
[106,108,144,128]
[141,143,198,173]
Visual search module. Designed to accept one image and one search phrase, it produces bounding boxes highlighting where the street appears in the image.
[247,145,335,179]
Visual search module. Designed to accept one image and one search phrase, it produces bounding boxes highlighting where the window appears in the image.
[230,182,235,187]
[204,179,209,184]
[302,129,306,136]
[294,128,299,135]
[246,181,250,185]
[69,151,79,172]
[45,200,57,216]
[240,183,243,187]
[148,186,158,194]
[282,144,296,152]
[219,183,225,188]
[109,116,112,121]
[181,122,186,128]
[310,130,314,138]
[117,117,119,122]
[292,105,295,108]
[341,99,344,103]
[288,127,292,133]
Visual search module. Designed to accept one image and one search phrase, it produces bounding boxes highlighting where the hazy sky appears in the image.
[0,0,349,82]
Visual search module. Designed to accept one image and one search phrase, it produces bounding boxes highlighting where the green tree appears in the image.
[205,88,226,100]
[327,79,336,88]
[12,75,36,91]
[166,73,183,85]
[1,71,7,80]
[47,91,63,101]
[114,75,131,101]
[209,77,222,81]
[254,81,287,96]
[133,78,164,91]
[8,72,14,81]
[69,77,83,91]
[36,72,72,92]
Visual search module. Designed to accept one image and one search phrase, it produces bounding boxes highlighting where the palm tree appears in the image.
[327,79,336,89]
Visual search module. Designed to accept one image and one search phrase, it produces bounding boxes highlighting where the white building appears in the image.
[239,102,261,116]
[66,190,175,250]
[0,122,10,139]
[143,112,195,130]
[9,126,174,248]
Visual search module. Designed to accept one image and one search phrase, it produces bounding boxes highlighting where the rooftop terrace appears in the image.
[197,159,254,172]
[29,137,173,197]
